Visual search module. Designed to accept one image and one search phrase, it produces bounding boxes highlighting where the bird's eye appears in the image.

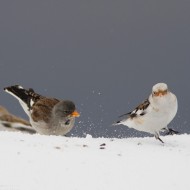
[153,91,159,96]
[64,111,70,114]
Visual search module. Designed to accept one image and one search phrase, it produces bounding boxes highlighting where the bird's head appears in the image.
[53,100,80,118]
[152,83,168,97]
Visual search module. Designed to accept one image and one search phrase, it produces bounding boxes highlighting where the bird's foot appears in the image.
[155,133,164,143]
[165,128,179,135]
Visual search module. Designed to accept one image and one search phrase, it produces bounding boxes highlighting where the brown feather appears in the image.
[135,99,150,111]
[0,114,31,126]
[0,106,31,126]
[31,98,60,122]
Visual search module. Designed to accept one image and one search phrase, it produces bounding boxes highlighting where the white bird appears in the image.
[115,83,178,143]
[4,85,80,136]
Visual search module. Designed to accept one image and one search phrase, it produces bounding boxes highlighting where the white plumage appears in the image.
[115,83,178,143]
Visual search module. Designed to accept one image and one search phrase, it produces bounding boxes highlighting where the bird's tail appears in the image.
[4,85,31,105]
[4,85,41,111]
[112,120,122,126]
[113,112,130,126]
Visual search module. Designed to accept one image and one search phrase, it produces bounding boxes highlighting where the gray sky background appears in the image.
[0,1,189,137]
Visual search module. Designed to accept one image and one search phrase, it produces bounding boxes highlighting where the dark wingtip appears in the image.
[119,112,131,118]
[112,120,121,126]
[4,86,11,92]
[4,85,22,91]
[3,85,30,105]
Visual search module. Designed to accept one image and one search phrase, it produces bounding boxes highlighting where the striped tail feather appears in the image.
[4,85,31,106]
[4,85,41,116]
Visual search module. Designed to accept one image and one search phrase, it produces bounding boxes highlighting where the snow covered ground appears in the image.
[0,131,189,190]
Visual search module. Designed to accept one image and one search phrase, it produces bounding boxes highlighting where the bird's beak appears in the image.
[158,92,163,97]
[157,90,167,97]
[71,110,80,117]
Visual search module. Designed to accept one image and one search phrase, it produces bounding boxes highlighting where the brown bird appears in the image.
[4,85,80,136]
[0,106,35,134]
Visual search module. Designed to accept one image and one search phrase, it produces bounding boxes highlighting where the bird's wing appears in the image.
[4,85,43,115]
[31,98,60,123]
[115,99,150,124]
[128,99,150,118]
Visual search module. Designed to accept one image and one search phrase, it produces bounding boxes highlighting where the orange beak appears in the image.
[158,92,163,97]
[155,90,167,97]
[71,110,80,117]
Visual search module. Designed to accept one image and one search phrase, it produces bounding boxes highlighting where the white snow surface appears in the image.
[0,131,189,190]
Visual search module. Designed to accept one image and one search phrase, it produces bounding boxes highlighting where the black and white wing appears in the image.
[4,85,43,116]
[115,99,150,124]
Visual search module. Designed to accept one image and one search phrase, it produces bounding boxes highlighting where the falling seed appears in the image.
[100,143,106,146]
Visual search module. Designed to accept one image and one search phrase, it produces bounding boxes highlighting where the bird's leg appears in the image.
[161,127,179,135]
[166,128,179,135]
[154,132,164,143]
[157,136,164,143]
[160,127,167,133]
